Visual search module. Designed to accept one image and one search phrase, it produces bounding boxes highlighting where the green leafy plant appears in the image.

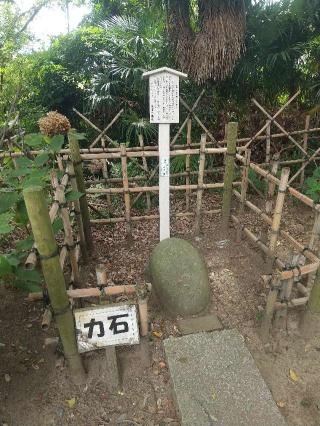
[0,132,66,292]
[305,167,320,202]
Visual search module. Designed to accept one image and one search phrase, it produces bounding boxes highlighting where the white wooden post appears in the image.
[159,123,170,240]
[142,67,187,241]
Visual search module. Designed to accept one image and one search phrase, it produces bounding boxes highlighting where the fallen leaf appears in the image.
[152,331,163,338]
[277,401,286,408]
[66,397,76,409]
[289,369,299,382]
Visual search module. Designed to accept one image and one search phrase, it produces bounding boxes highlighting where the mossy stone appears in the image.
[149,238,210,316]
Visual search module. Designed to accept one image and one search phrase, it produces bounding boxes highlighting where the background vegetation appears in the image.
[0,0,319,141]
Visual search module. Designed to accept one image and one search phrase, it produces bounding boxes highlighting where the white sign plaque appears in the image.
[149,73,179,124]
[160,157,169,177]
[74,304,139,353]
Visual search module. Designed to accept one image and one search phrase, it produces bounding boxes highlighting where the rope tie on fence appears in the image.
[283,264,302,280]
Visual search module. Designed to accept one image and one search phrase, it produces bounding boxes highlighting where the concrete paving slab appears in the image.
[177,314,223,335]
[164,329,286,426]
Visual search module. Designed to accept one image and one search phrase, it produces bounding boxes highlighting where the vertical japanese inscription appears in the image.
[149,72,179,124]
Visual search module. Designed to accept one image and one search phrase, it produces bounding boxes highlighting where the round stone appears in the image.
[149,238,210,316]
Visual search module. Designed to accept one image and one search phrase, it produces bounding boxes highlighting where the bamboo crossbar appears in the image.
[2,125,320,160]
[84,168,225,186]
[90,209,221,224]
[236,154,316,209]
[231,214,319,280]
[86,181,241,194]
[233,190,319,263]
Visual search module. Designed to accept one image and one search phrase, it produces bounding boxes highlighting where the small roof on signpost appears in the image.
[142,67,188,79]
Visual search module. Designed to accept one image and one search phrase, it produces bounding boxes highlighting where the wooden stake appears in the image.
[69,135,93,251]
[56,185,80,285]
[138,134,151,211]
[120,144,131,237]
[23,186,85,380]
[300,114,310,187]
[96,264,107,286]
[222,122,238,232]
[105,346,121,392]
[194,134,206,235]
[185,118,192,211]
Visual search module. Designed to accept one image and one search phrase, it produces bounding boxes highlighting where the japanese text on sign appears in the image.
[74,304,139,353]
[160,157,169,177]
[149,72,179,124]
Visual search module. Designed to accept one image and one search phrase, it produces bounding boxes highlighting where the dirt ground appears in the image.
[1,192,320,426]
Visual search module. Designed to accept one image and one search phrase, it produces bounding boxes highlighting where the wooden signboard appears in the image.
[74,304,139,353]
[143,67,187,240]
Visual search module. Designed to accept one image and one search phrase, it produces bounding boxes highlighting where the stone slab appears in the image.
[177,314,223,335]
[164,329,286,426]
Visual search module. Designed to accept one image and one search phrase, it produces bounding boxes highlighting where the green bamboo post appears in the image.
[222,122,238,232]
[23,186,85,381]
[69,134,93,251]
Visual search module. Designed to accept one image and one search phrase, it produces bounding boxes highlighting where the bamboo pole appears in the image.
[252,98,308,157]
[300,115,311,187]
[244,90,301,149]
[260,270,282,342]
[86,181,241,194]
[170,90,205,145]
[180,97,217,144]
[232,215,319,280]
[28,284,152,301]
[25,172,70,269]
[90,109,123,148]
[222,122,238,231]
[265,120,271,164]
[69,135,93,251]
[23,186,85,380]
[56,185,80,286]
[233,190,319,264]
[138,134,151,211]
[236,154,315,209]
[239,149,251,213]
[79,147,227,160]
[120,144,131,237]
[90,209,221,224]
[185,118,192,210]
[265,155,280,215]
[100,140,112,209]
[269,168,290,254]
[194,134,206,235]
[68,163,88,262]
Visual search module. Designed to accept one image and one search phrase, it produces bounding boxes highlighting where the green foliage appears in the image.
[0,132,65,292]
[305,167,320,202]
